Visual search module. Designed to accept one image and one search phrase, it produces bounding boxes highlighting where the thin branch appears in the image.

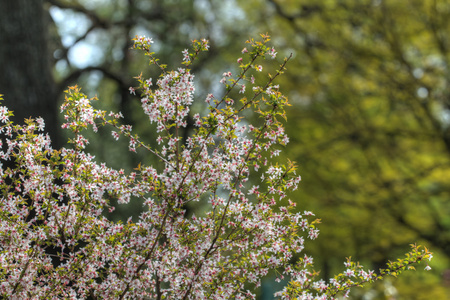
[46,0,109,28]
[56,66,129,97]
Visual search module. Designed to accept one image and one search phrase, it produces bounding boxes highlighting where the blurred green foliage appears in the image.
[239,0,450,298]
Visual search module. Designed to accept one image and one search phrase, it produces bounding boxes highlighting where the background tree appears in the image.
[0,0,59,145]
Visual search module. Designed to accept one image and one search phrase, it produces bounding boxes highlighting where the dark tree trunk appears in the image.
[0,0,59,146]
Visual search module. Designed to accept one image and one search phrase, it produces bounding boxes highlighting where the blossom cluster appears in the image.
[0,35,432,299]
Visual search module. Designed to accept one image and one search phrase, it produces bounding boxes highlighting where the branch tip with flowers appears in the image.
[0,34,432,299]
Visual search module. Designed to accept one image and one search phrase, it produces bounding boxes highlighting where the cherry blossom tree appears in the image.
[0,35,431,299]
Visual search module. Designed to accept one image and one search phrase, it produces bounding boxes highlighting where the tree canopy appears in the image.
[252,0,450,298]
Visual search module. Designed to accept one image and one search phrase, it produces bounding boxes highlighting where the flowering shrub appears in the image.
[0,34,431,299]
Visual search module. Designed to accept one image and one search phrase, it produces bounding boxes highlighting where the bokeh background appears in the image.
[0,0,449,299]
